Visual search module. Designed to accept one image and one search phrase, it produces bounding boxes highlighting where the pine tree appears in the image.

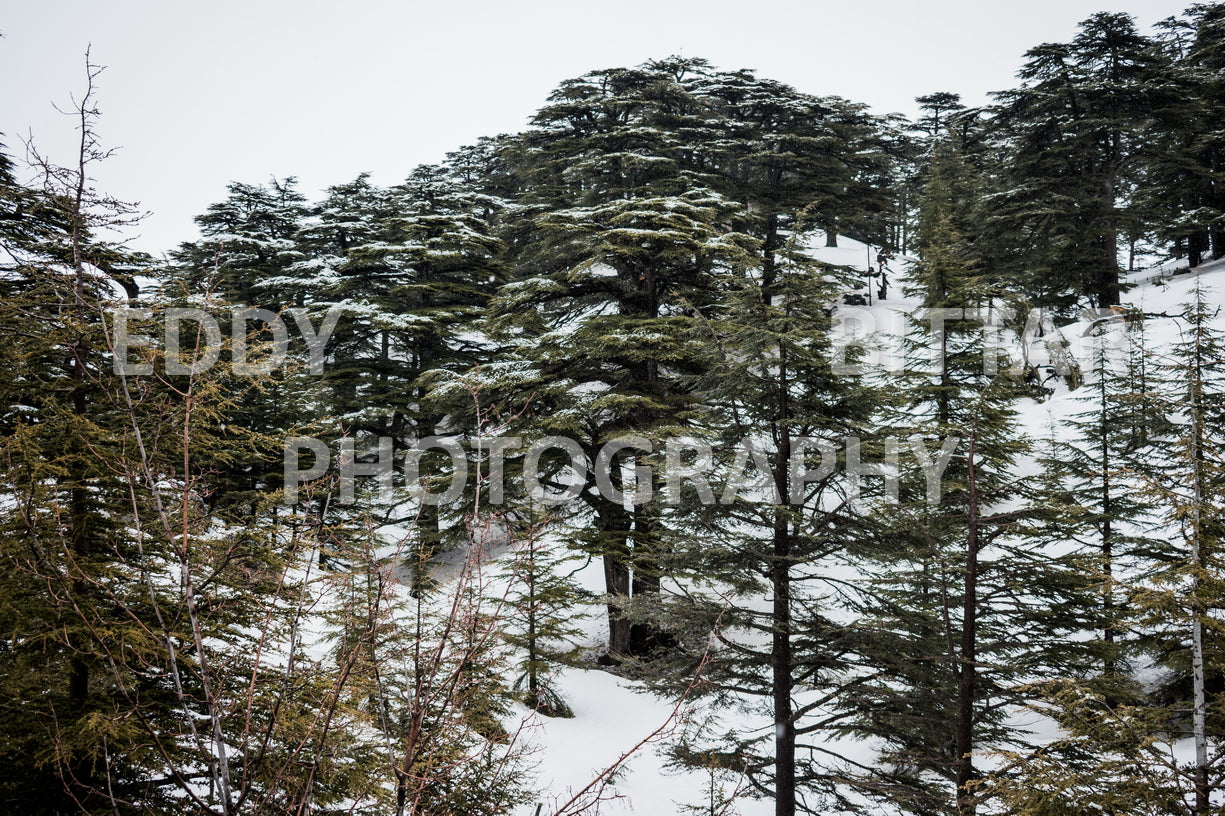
[171,177,309,308]
[887,92,969,256]
[499,506,587,717]
[391,537,533,816]
[492,60,761,659]
[990,13,1165,310]
[692,67,895,271]
[299,165,502,446]
[638,218,888,815]
[266,160,506,583]
[1142,282,1225,812]
[0,63,399,816]
[166,177,314,515]
[0,67,165,812]
[1144,4,1225,267]
[844,142,1094,815]
[1038,311,1174,682]
[988,281,1225,815]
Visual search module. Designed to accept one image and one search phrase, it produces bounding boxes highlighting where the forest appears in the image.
[1,5,1224,815]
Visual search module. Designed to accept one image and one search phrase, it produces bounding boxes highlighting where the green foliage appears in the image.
[499,509,587,717]
[640,223,890,812]
[842,141,1099,815]
[989,12,1168,310]
[11,27,1225,815]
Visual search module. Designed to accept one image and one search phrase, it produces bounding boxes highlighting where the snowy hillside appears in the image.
[504,244,1225,816]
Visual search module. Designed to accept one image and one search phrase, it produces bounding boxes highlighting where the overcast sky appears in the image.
[1,0,1192,255]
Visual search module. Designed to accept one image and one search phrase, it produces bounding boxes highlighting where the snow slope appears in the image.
[507,242,1225,815]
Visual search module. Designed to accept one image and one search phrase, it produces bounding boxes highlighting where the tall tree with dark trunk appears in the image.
[492,59,755,660]
[643,223,889,815]
[990,13,1163,311]
[1144,4,1225,268]
[843,142,1095,815]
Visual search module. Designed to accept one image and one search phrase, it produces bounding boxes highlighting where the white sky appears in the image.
[1,0,1191,256]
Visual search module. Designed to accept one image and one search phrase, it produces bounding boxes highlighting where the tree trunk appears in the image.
[762,213,779,298]
[1099,379,1116,674]
[597,486,634,661]
[772,337,796,816]
[1188,344,1210,815]
[772,524,795,816]
[955,435,980,816]
[1210,224,1225,261]
[1095,176,1120,307]
[1209,150,1225,260]
[527,546,539,698]
[1189,229,1207,270]
[629,510,671,656]
[67,151,96,806]
[603,552,631,659]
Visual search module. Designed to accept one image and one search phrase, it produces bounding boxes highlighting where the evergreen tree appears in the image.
[650,228,886,816]
[264,161,505,582]
[914,93,967,141]
[1037,311,1174,682]
[0,76,164,812]
[843,143,1095,815]
[306,164,501,447]
[990,13,1165,310]
[1144,3,1225,267]
[692,67,895,267]
[171,177,309,308]
[499,507,587,718]
[887,93,969,257]
[166,177,314,515]
[493,60,759,659]
[1141,282,1225,812]
[988,281,1225,815]
[0,66,394,816]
